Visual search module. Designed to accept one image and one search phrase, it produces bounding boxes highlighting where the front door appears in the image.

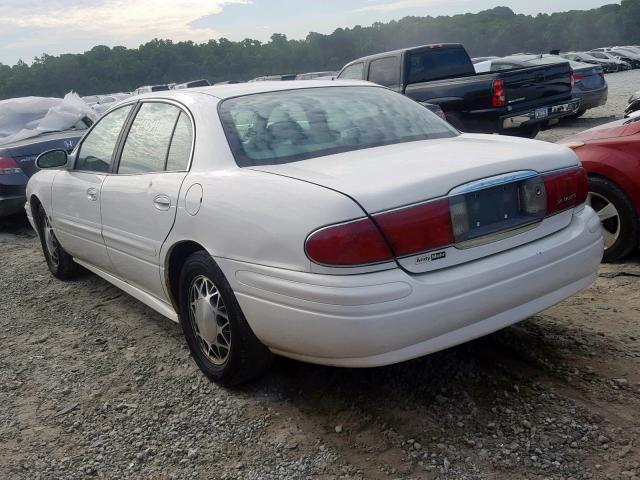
[52,104,134,272]
[100,102,193,300]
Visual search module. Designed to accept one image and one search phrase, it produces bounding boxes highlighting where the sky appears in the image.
[0,0,619,65]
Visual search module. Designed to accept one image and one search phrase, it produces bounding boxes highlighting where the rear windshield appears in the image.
[219,86,458,167]
[407,47,475,83]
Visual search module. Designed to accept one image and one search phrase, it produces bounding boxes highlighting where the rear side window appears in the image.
[75,105,133,173]
[166,112,193,171]
[118,103,181,174]
[338,63,364,80]
[407,47,475,83]
[368,57,399,87]
[219,86,457,167]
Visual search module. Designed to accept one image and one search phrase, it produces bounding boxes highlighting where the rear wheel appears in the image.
[36,206,79,279]
[588,176,639,262]
[178,251,272,386]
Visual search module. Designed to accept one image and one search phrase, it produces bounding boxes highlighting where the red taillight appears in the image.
[573,74,584,83]
[373,199,454,257]
[0,156,21,175]
[305,217,393,266]
[543,167,588,216]
[492,79,506,107]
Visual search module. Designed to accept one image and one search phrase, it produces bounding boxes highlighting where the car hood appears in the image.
[559,118,637,143]
[249,134,579,213]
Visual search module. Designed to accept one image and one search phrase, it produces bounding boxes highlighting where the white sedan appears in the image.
[26,81,603,385]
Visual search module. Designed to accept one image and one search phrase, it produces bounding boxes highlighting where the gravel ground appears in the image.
[1,71,639,480]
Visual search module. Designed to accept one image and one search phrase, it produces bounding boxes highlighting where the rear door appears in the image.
[51,105,134,271]
[99,101,193,300]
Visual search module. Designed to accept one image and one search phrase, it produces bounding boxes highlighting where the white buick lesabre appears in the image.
[26,81,603,385]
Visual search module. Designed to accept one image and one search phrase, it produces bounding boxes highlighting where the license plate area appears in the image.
[535,107,549,119]
[449,174,547,247]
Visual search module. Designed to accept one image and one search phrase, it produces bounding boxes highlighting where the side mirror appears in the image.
[36,149,68,169]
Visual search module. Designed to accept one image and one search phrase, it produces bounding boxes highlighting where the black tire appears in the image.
[567,109,587,119]
[36,205,79,279]
[178,251,272,386]
[589,176,639,262]
[502,124,541,139]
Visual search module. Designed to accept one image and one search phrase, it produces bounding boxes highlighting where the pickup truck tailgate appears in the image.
[501,63,572,108]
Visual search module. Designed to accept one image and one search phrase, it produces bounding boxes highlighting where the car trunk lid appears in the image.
[251,134,582,273]
[4,131,83,178]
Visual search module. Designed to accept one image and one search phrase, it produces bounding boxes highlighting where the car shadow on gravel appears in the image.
[246,318,581,413]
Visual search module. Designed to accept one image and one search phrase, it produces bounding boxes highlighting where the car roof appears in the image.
[342,43,464,67]
[131,79,375,101]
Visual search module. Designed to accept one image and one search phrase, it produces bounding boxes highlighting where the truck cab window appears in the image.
[368,57,399,88]
[338,63,364,80]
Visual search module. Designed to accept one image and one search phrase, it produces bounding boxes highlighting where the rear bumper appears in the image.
[575,86,608,110]
[500,99,581,129]
[0,176,27,217]
[0,194,26,217]
[218,207,603,368]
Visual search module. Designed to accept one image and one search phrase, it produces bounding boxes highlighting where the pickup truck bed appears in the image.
[338,44,579,137]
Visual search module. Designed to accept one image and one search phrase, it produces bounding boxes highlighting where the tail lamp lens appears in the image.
[305,217,393,266]
[492,79,506,107]
[0,157,21,175]
[543,167,588,216]
[305,167,588,267]
[373,199,454,257]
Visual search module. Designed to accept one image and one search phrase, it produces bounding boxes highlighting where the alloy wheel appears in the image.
[188,275,231,365]
[43,216,60,267]
[588,191,621,250]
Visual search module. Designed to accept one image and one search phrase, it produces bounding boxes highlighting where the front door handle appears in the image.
[153,194,171,211]
[87,187,98,201]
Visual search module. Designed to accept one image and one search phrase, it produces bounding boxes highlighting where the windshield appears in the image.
[219,86,458,167]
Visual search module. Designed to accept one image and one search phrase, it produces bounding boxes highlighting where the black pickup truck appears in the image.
[337,44,580,137]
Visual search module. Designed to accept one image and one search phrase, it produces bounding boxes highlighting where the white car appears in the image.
[26,81,603,385]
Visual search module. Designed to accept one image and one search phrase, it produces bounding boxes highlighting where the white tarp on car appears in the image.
[0,92,98,146]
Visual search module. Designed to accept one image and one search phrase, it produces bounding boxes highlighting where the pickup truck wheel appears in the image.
[503,124,541,139]
[588,176,639,262]
[178,251,273,386]
[36,206,79,280]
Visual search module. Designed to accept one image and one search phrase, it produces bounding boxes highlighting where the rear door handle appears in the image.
[87,188,98,201]
[153,194,171,211]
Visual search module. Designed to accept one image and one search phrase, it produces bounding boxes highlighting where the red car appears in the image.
[559,115,640,262]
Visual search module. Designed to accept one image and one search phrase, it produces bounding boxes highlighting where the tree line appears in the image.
[0,0,639,99]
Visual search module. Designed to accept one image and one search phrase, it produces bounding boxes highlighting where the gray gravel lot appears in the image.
[1,71,639,480]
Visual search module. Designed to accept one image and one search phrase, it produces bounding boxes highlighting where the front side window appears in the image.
[118,103,181,174]
[75,105,133,172]
[219,86,458,167]
[369,57,399,87]
[338,63,364,80]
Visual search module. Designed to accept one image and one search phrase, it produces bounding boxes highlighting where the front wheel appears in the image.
[36,206,79,279]
[178,251,272,386]
[588,176,639,262]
